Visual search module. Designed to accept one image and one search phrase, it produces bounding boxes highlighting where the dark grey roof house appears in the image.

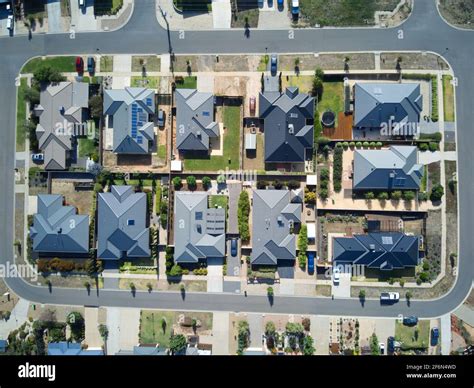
[35,82,89,170]
[353,146,423,191]
[333,232,420,271]
[251,190,301,266]
[174,192,225,263]
[104,87,155,154]
[259,87,314,163]
[97,186,150,260]
[175,89,219,152]
[353,83,422,131]
[30,194,89,254]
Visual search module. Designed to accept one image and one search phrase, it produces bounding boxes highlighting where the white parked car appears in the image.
[380,292,400,303]
[332,268,340,284]
[379,342,385,355]
[7,14,14,30]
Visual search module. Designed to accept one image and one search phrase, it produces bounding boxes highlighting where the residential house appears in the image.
[353,83,422,139]
[259,87,314,163]
[48,342,104,356]
[104,87,155,154]
[251,190,302,277]
[333,232,420,271]
[30,194,89,255]
[353,146,423,191]
[173,192,225,264]
[97,186,150,260]
[35,82,89,170]
[175,89,219,153]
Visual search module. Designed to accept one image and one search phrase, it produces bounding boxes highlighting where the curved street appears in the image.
[0,0,472,318]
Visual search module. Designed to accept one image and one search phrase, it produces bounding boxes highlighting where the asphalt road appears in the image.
[0,0,472,318]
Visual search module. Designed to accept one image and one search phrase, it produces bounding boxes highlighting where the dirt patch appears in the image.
[173,55,262,73]
[381,52,450,71]
[438,0,474,30]
[51,181,94,215]
[280,53,375,72]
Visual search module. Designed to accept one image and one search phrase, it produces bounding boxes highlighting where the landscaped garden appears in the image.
[395,320,430,351]
[21,56,76,74]
[442,75,455,122]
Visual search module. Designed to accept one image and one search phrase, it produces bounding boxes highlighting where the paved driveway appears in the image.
[71,0,98,32]
[227,182,241,235]
[212,0,231,29]
[332,272,351,298]
[226,239,240,276]
[247,313,263,348]
[46,0,62,33]
[258,1,290,29]
[207,257,223,292]
[211,312,230,354]
[84,307,102,348]
[310,315,330,355]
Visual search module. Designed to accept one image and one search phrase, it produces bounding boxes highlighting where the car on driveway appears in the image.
[230,238,238,257]
[332,267,340,285]
[249,96,256,116]
[431,327,439,346]
[75,57,84,74]
[7,14,14,31]
[403,316,419,326]
[157,109,165,127]
[291,0,299,15]
[270,54,277,76]
[31,154,44,164]
[379,342,385,355]
[307,252,315,274]
[87,57,95,75]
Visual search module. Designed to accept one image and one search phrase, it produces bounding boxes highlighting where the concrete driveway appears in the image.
[258,0,291,29]
[47,0,62,33]
[84,307,102,348]
[71,0,98,32]
[212,0,231,29]
[332,271,351,298]
[207,257,223,293]
[106,307,140,354]
[226,239,241,276]
[359,318,396,355]
[247,313,263,348]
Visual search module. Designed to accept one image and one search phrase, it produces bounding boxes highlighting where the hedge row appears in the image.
[333,147,343,193]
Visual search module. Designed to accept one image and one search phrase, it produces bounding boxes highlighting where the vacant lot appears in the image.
[381,52,449,70]
[438,0,474,29]
[132,56,160,72]
[298,0,400,27]
[442,75,455,122]
[16,78,28,152]
[279,53,375,71]
[184,106,241,171]
[21,56,76,74]
[395,320,430,350]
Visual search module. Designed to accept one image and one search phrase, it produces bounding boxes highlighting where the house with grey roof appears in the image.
[35,82,89,170]
[251,190,301,270]
[48,342,104,356]
[104,87,155,154]
[97,186,150,260]
[174,192,226,264]
[259,87,314,163]
[333,232,420,271]
[353,83,422,139]
[30,194,89,255]
[175,89,219,152]
[353,146,423,191]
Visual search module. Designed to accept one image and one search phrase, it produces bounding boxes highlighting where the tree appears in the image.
[89,95,103,119]
[172,176,182,190]
[146,282,153,292]
[364,191,375,200]
[303,335,315,355]
[405,291,413,305]
[403,191,416,201]
[358,289,366,304]
[129,282,136,291]
[169,264,183,277]
[430,184,444,202]
[302,317,311,331]
[33,65,65,83]
[186,175,197,190]
[370,333,380,355]
[312,76,324,100]
[265,321,276,335]
[267,286,274,296]
[169,334,187,355]
[216,174,226,184]
[378,192,389,201]
[24,86,40,105]
[391,190,402,201]
[202,176,211,189]
[237,321,250,355]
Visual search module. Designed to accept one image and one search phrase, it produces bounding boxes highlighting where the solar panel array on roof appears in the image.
[146,98,153,107]
[131,103,138,138]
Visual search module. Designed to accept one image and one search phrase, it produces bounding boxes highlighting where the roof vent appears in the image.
[277,215,283,223]
[369,244,375,251]
[196,130,201,138]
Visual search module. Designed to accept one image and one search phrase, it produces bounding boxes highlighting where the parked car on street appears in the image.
[87,57,95,74]
[431,327,439,346]
[75,57,84,74]
[230,238,238,257]
[380,292,400,303]
[403,316,419,326]
[31,154,44,164]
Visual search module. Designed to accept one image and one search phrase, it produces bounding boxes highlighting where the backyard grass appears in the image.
[442,75,455,122]
[158,145,167,159]
[21,56,76,74]
[175,76,197,89]
[16,78,28,152]
[131,76,160,89]
[282,75,313,93]
[100,56,114,72]
[299,0,400,27]
[78,138,97,158]
[395,320,430,350]
[231,9,259,28]
[317,81,344,124]
[209,195,228,209]
[184,106,240,171]
[132,56,161,72]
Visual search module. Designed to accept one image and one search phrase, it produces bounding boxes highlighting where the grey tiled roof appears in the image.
[35,82,89,170]
[259,87,314,163]
[104,87,155,154]
[175,89,219,152]
[353,146,423,190]
[333,232,420,270]
[97,186,150,260]
[30,194,89,254]
[174,192,225,263]
[354,83,422,129]
[251,190,301,265]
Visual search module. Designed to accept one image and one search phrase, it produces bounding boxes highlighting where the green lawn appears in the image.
[16,78,29,152]
[283,75,313,94]
[184,106,241,171]
[131,76,160,89]
[21,56,76,74]
[317,82,344,122]
[209,195,228,209]
[176,76,197,89]
[395,320,430,350]
[132,56,161,72]
[100,56,114,72]
[442,75,455,122]
[158,144,167,159]
[78,138,97,158]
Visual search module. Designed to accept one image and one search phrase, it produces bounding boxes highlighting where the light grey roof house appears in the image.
[35,82,89,170]
[353,83,422,131]
[175,89,219,152]
[104,87,155,154]
[259,87,314,163]
[353,146,423,191]
[97,186,150,260]
[174,192,225,263]
[251,190,301,266]
[30,194,89,254]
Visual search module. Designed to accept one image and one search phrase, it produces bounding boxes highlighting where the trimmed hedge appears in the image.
[333,147,343,193]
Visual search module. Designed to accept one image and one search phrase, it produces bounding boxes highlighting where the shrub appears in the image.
[377,192,389,201]
[333,147,343,193]
[335,142,343,148]
[391,191,402,201]
[376,141,383,148]
[349,141,355,148]
[237,191,250,242]
[319,167,329,181]
[403,191,416,201]
[342,141,349,150]
[369,142,376,148]
[418,143,429,152]
[418,192,428,201]
[430,184,444,201]
[319,188,328,200]
[356,141,362,148]
[202,176,211,189]
[169,264,183,277]
[362,141,369,148]
[172,176,182,190]
[186,175,197,190]
[364,192,375,200]
[429,142,439,152]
